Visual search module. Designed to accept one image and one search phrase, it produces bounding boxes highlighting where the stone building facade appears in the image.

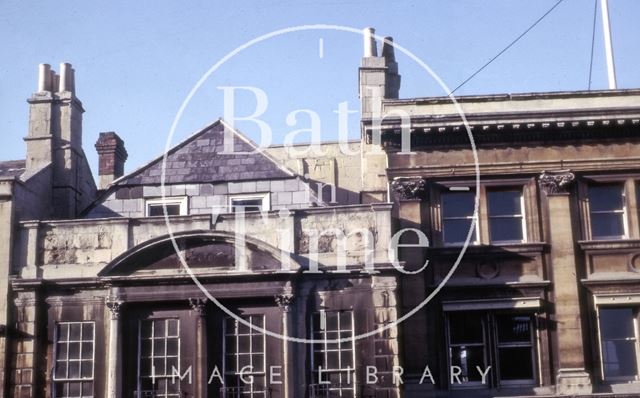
[1,29,640,398]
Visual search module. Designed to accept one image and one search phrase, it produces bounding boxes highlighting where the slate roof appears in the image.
[116,120,295,186]
[0,159,25,179]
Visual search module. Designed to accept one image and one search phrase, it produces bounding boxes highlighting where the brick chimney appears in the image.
[95,132,127,189]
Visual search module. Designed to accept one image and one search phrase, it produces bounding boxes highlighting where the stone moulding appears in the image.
[539,170,575,195]
[390,177,427,201]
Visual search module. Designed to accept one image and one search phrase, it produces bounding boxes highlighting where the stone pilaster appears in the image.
[106,299,122,398]
[189,298,207,398]
[372,276,400,398]
[275,293,294,398]
[540,170,592,394]
[10,291,39,398]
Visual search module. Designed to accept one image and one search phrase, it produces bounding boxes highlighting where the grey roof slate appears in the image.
[0,159,25,179]
[117,121,294,186]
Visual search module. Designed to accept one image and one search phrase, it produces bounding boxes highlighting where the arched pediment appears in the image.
[98,230,291,277]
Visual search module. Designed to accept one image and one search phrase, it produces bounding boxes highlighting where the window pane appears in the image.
[442,192,475,218]
[488,190,522,216]
[600,308,635,340]
[499,347,534,380]
[496,315,531,343]
[449,313,483,344]
[600,308,638,379]
[591,212,624,239]
[489,217,523,243]
[148,204,181,216]
[589,185,624,212]
[603,340,638,378]
[450,345,485,382]
[232,198,263,213]
[443,219,476,244]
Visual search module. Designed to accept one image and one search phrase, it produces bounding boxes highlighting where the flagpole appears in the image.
[600,0,617,89]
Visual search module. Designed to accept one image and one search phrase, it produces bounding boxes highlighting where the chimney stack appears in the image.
[95,132,128,189]
[359,28,401,119]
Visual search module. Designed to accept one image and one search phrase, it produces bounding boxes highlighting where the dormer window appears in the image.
[146,197,188,217]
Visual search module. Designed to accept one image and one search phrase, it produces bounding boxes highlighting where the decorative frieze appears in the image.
[390,177,427,201]
[539,170,575,195]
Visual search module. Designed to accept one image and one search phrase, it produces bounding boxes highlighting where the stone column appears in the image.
[275,293,294,398]
[106,299,123,398]
[189,298,207,398]
[539,170,592,395]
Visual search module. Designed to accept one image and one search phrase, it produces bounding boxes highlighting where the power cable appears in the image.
[449,0,567,95]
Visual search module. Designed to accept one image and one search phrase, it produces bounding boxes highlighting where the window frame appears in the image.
[229,192,270,213]
[222,314,267,397]
[136,317,182,398]
[486,188,527,244]
[445,311,538,389]
[52,321,96,398]
[309,309,357,397]
[145,197,188,217]
[440,189,480,247]
[587,182,628,240]
[596,305,640,382]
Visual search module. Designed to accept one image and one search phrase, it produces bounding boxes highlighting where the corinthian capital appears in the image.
[391,177,427,201]
[539,170,575,195]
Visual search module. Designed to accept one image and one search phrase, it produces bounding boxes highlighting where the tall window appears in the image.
[224,315,267,397]
[487,189,525,243]
[442,191,477,245]
[589,184,626,239]
[311,310,356,397]
[448,313,487,385]
[53,322,95,398]
[447,312,536,387]
[599,308,639,380]
[494,315,535,383]
[138,318,181,398]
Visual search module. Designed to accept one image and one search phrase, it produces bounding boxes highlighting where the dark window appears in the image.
[487,189,525,243]
[600,308,638,379]
[138,318,181,398]
[589,184,625,239]
[311,310,355,397]
[231,198,264,213]
[448,313,486,384]
[53,322,94,398]
[447,312,536,387]
[147,204,181,217]
[224,315,267,397]
[442,191,477,245]
[495,315,535,382]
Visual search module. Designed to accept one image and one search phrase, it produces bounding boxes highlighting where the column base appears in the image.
[556,368,592,395]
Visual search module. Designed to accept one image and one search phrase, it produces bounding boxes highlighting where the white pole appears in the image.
[600,0,617,89]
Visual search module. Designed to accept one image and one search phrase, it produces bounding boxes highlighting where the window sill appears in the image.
[428,242,547,257]
[578,238,640,252]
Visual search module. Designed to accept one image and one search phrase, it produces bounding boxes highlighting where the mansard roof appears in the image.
[0,159,25,180]
[113,119,296,186]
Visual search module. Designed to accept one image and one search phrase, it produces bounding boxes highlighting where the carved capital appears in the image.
[275,293,295,312]
[391,177,427,201]
[188,298,207,317]
[539,170,575,195]
[106,299,123,320]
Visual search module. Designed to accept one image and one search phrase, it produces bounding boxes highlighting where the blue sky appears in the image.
[1,0,639,175]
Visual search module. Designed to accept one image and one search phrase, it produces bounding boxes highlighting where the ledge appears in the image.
[427,242,547,257]
[578,239,640,251]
